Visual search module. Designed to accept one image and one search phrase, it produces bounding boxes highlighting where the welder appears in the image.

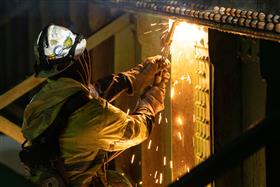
[19,24,170,187]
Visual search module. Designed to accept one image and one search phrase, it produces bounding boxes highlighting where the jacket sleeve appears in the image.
[94,73,132,103]
[93,98,154,152]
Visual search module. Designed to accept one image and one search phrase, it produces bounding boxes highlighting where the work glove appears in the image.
[121,55,169,95]
[136,67,170,117]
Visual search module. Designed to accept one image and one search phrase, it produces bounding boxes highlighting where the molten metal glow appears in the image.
[170,20,207,47]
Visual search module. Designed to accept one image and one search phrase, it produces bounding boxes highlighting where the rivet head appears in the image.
[266,23,275,31]
[275,23,280,33]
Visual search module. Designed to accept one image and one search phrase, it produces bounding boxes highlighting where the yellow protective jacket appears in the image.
[22,77,151,187]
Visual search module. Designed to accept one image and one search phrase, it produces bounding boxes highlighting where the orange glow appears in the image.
[170,20,207,49]
[170,19,208,182]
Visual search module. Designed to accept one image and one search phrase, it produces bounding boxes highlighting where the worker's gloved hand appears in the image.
[137,68,170,116]
[121,55,169,95]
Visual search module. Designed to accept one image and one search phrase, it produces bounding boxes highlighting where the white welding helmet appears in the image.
[34,24,87,77]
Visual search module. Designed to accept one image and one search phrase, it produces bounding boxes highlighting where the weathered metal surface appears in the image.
[93,0,280,42]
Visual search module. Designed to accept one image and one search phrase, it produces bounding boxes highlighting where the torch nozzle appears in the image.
[161,20,179,66]
[164,20,178,47]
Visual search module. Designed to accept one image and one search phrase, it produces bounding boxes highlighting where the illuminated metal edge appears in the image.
[92,1,280,42]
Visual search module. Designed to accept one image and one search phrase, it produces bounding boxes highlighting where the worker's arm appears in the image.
[96,68,170,151]
[93,55,163,103]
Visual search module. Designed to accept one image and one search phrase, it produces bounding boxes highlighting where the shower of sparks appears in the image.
[148,139,152,150]
[159,173,163,184]
[139,181,143,185]
[150,23,157,26]
[126,108,130,115]
[171,87,175,99]
[144,30,153,35]
[154,170,158,178]
[131,154,135,164]
[165,117,168,124]
[177,117,183,125]
[156,146,159,151]
[178,132,182,140]
[187,167,190,173]
[155,179,159,184]
[158,113,162,124]
[163,156,166,166]
[170,160,173,169]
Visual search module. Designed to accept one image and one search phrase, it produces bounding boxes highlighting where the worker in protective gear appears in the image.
[19,24,170,187]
